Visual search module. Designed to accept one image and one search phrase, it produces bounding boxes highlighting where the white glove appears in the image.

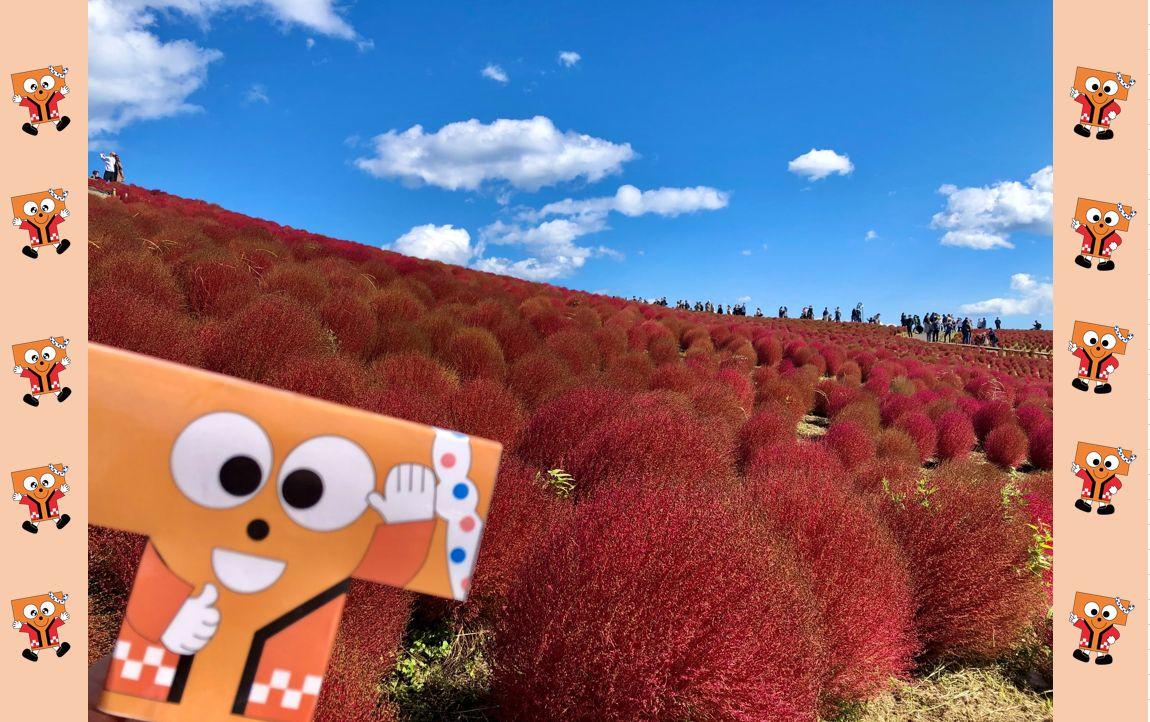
[1107,242,1118,251]
[1071,219,1081,230]
[1070,462,1081,474]
[11,492,20,502]
[59,612,69,622]
[59,484,69,494]
[1070,88,1080,99]
[10,94,19,104]
[161,584,220,655]
[11,621,20,630]
[59,209,69,219]
[1068,342,1078,353]
[1069,612,1079,624]
[1106,111,1117,120]
[59,85,69,96]
[368,464,436,524]
[12,366,22,375]
[61,357,70,367]
[11,218,20,227]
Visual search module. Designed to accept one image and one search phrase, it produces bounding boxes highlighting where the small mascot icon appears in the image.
[1069,321,1131,394]
[11,337,71,406]
[10,65,70,135]
[10,591,71,662]
[1072,198,1135,272]
[11,464,70,533]
[1071,66,1134,139]
[11,188,71,259]
[1072,443,1134,515]
[1070,591,1133,665]
[90,344,502,722]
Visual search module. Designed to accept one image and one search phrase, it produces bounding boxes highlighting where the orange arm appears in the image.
[124,542,194,642]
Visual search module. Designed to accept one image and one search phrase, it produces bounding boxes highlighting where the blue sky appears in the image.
[89,1,1053,325]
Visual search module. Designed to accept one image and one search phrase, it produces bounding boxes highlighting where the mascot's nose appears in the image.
[247,518,270,541]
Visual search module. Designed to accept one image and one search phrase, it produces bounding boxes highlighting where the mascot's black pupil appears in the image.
[219,456,262,496]
[283,469,324,509]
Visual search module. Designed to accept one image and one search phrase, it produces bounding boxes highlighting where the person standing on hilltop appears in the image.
[995,316,1002,330]
[99,152,120,182]
[834,307,841,322]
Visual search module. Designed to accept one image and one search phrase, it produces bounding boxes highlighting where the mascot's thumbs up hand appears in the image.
[1071,462,1081,474]
[1069,612,1079,624]
[161,583,220,656]
[1068,342,1078,353]
[1070,88,1080,99]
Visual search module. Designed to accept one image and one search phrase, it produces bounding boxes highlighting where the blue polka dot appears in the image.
[452,483,469,500]
[450,547,466,564]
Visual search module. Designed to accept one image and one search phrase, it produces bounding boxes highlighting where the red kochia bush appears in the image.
[748,442,918,706]
[985,424,1029,469]
[563,396,733,495]
[895,413,937,463]
[491,482,821,721]
[313,581,410,722]
[200,295,330,381]
[90,287,204,367]
[1027,422,1054,471]
[935,410,976,461]
[737,407,796,471]
[514,385,631,469]
[442,326,507,381]
[824,420,877,470]
[878,462,1045,660]
[973,400,1014,442]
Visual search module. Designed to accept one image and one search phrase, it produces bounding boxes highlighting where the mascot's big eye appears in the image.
[1102,605,1118,620]
[1082,330,1099,346]
[1086,207,1101,223]
[1103,211,1119,226]
[1102,80,1118,95]
[39,473,54,488]
[1085,451,1102,467]
[21,79,37,94]
[1100,334,1116,349]
[1084,601,1101,617]
[40,346,56,362]
[22,476,37,492]
[171,412,272,509]
[39,602,55,617]
[1085,76,1101,92]
[22,604,37,620]
[39,75,55,91]
[40,198,55,214]
[1103,455,1120,470]
[278,436,374,532]
[22,201,38,216]
[23,349,39,365]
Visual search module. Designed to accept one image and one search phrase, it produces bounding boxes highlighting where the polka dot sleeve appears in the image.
[432,428,483,601]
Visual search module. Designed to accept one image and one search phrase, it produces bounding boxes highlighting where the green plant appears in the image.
[384,621,492,721]
[535,468,575,499]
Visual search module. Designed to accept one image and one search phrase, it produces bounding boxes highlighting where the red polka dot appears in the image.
[461,577,471,591]
[440,453,456,468]
[459,516,475,532]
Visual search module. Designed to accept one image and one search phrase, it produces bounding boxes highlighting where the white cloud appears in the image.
[931,166,1052,250]
[961,273,1053,316]
[740,249,752,256]
[475,183,728,281]
[306,37,315,49]
[787,148,853,181]
[245,84,269,103]
[737,295,752,303]
[354,116,636,192]
[530,185,728,221]
[388,224,475,266]
[864,229,878,241]
[481,63,509,83]
[558,51,582,67]
[89,0,361,136]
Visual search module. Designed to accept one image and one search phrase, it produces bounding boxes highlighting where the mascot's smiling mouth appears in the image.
[212,548,287,594]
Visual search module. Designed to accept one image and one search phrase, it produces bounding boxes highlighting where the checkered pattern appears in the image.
[113,640,178,688]
[249,669,323,711]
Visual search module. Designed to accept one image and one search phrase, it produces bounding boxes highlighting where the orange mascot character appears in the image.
[1070,591,1134,665]
[10,591,71,662]
[11,188,71,259]
[90,344,501,722]
[1071,198,1135,272]
[1069,320,1131,394]
[11,336,72,406]
[11,463,71,533]
[10,65,71,136]
[1071,66,1133,140]
[1072,442,1134,516]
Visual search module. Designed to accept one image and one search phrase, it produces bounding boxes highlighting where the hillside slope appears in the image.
[88,181,1053,721]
